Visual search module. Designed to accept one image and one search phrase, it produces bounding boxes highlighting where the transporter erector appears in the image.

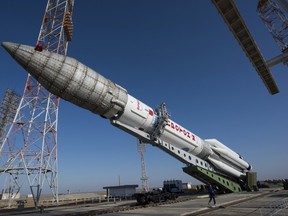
[2,42,253,191]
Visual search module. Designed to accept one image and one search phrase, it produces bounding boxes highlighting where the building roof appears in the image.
[103,184,138,189]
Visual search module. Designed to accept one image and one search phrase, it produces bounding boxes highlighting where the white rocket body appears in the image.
[118,95,202,154]
[2,42,251,178]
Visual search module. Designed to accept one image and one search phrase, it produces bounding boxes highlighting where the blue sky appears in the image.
[0,0,287,194]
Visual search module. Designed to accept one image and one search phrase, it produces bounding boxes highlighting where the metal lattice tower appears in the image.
[0,89,20,141]
[257,0,288,52]
[0,0,74,208]
[137,140,149,192]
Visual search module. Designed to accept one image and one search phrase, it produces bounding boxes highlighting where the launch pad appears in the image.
[1,188,285,215]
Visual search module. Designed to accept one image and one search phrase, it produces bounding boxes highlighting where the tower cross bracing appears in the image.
[0,0,74,208]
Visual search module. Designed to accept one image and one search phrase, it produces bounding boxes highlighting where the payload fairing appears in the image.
[2,42,251,179]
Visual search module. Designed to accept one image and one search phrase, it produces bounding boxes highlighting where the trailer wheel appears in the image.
[137,195,147,205]
[152,196,161,203]
[170,193,177,200]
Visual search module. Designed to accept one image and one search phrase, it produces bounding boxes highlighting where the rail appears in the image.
[259,198,288,215]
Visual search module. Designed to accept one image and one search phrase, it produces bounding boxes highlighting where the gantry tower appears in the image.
[212,0,288,94]
[212,0,279,94]
[258,0,288,52]
[0,90,20,141]
[257,0,288,66]
[0,0,74,208]
[137,140,149,192]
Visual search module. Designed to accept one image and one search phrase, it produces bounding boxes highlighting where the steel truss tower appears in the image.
[137,140,149,192]
[0,89,20,141]
[0,0,74,208]
[257,0,288,52]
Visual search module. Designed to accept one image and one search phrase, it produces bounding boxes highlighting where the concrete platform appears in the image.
[1,188,287,215]
[105,188,288,216]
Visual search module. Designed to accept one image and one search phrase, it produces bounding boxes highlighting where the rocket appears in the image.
[2,42,251,178]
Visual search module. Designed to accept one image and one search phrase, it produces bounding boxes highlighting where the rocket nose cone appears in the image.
[1,42,36,71]
[1,42,20,56]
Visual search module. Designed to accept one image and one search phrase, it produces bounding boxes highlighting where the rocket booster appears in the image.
[2,42,251,178]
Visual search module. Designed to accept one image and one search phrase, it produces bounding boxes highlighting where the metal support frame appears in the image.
[183,166,242,193]
[258,0,288,68]
[0,0,74,208]
[0,89,20,141]
[212,0,279,94]
[112,118,243,193]
[150,103,169,140]
[137,139,149,192]
[257,0,288,52]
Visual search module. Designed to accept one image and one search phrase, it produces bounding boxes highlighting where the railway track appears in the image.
[72,195,196,215]
[0,194,200,215]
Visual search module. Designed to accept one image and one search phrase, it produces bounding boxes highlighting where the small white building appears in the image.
[0,192,20,200]
[103,185,138,198]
